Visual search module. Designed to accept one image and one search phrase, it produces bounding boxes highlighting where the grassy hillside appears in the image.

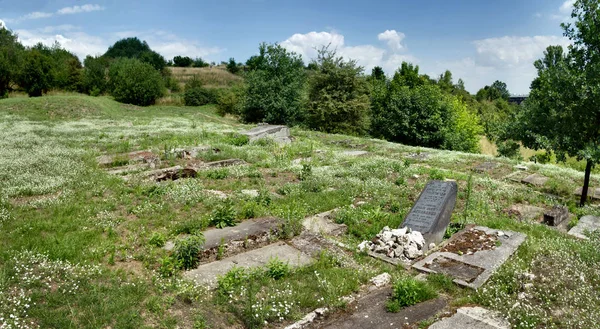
[1,95,600,328]
[169,66,243,89]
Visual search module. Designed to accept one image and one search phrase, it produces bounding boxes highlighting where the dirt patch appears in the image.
[441,229,497,254]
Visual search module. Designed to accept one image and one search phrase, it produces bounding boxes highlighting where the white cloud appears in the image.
[377,30,405,52]
[57,4,104,15]
[0,19,5,29]
[560,0,576,14]
[432,35,571,94]
[281,30,417,74]
[15,29,108,59]
[24,11,53,20]
[38,25,79,33]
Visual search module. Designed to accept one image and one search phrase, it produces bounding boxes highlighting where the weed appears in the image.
[173,234,205,270]
[210,199,238,228]
[387,277,437,311]
[217,238,226,260]
[265,257,291,280]
[205,168,229,180]
[299,163,312,181]
[429,168,445,180]
[158,256,180,277]
[149,232,167,247]
[225,133,249,146]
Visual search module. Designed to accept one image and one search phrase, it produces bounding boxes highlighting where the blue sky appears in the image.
[0,0,576,94]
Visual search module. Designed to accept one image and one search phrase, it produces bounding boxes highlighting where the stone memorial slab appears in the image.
[429,307,510,329]
[412,226,526,289]
[521,173,549,187]
[543,206,569,227]
[401,180,458,247]
[568,215,600,240]
[242,125,291,144]
[474,162,498,173]
[505,204,545,221]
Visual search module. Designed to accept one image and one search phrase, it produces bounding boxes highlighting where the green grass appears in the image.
[1,94,600,328]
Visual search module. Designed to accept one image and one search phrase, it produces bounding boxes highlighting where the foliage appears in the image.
[19,49,54,97]
[173,234,205,270]
[216,86,245,116]
[226,58,240,74]
[36,43,83,92]
[497,140,521,159]
[476,80,510,101]
[108,58,165,106]
[193,57,210,68]
[83,55,110,95]
[173,55,193,67]
[103,37,167,71]
[305,46,371,135]
[241,43,306,125]
[210,199,238,228]
[265,257,291,280]
[0,26,24,97]
[184,87,216,106]
[386,277,438,311]
[149,232,166,247]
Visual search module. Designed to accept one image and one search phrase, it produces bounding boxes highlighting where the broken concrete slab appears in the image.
[105,164,149,176]
[319,288,446,329]
[184,242,311,287]
[97,150,160,168]
[429,307,510,329]
[521,173,549,187]
[146,166,197,181]
[505,204,545,221]
[242,125,291,144]
[543,206,570,227]
[203,159,246,168]
[302,210,347,236]
[474,162,498,173]
[202,217,279,250]
[412,226,526,289]
[514,164,528,171]
[568,215,600,240]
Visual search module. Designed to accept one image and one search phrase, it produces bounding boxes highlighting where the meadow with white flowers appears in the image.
[1,94,600,328]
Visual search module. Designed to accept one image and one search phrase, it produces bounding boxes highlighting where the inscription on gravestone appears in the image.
[401,180,458,247]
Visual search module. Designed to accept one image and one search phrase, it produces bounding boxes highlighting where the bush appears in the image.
[83,55,109,95]
[497,140,521,159]
[386,277,437,312]
[173,55,193,67]
[108,58,164,106]
[226,58,240,74]
[216,87,244,116]
[265,257,290,280]
[173,234,205,270]
[241,43,306,125]
[149,232,166,247]
[184,87,216,106]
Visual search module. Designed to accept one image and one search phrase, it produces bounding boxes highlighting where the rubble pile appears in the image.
[358,226,426,261]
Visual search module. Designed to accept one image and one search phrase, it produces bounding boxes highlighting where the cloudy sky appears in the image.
[0,0,576,94]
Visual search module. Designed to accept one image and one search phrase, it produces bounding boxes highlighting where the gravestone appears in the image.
[401,180,457,247]
[522,173,549,187]
[543,206,569,227]
[568,215,600,240]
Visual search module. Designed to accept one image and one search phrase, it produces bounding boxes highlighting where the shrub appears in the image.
[173,55,193,67]
[108,58,164,106]
[497,140,521,159]
[386,277,437,312]
[241,43,306,125]
[210,200,237,228]
[83,55,109,95]
[158,256,179,277]
[173,234,205,270]
[224,133,249,146]
[226,58,240,74]
[216,87,244,116]
[184,87,215,106]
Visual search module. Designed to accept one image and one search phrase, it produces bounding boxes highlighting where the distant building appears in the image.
[508,95,528,105]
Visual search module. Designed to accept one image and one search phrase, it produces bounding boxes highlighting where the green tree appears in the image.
[173,55,193,67]
[108,58,164,106]
[0,26,24,97]
[511,0,600,206]
[305,46,371,135]
[475,80,510,101]
[226,58,240,74]
[193,57,209,68]
[19,49,54,97]
[371,66,386,81]
[103,37,166,71]
[83,55,110,95]
[241,43,306,124]
[391,62,428,89]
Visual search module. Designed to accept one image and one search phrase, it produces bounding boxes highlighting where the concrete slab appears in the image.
[505,204,545,221]
[320,288,446,329]
[429,307,510,329]
[203,217,280,250]
[242,125,291,144]
[405,152,431,161]
[573,187,600,200]
[474,162,498,173]
[203,159,246,168]
[302,210,347,236]
[412,226,526,289]
[340,150,368,157]
[568,215,600,240]
[521,173,549,187]
[184,242,311,287]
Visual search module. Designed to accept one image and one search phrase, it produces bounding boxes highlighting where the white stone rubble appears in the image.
[358,226,426,261]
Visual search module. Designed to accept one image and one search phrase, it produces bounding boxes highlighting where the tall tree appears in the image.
[0,26,24,97]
